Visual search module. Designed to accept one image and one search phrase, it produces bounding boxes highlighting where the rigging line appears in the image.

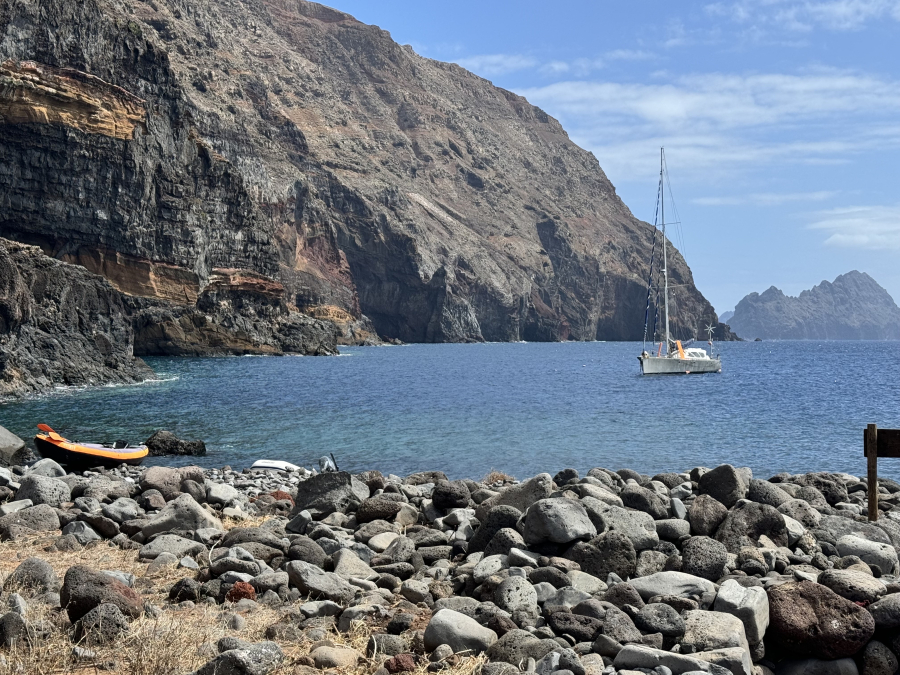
[661,152,688,259]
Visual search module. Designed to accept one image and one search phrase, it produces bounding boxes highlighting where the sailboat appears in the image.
[638,149,721,375]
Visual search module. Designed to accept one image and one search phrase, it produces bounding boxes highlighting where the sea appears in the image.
[1,341,898,481]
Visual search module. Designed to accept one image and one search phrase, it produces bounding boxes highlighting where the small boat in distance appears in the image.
[638,149,721,375]
[34,424,148,468]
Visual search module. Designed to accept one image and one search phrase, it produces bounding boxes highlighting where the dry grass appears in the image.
[481,470,514,485]
[0,529,487,675]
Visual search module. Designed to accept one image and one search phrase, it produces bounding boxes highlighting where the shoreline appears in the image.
[0,458,896,674]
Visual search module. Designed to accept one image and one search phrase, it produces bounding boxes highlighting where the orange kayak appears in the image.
[34,424,148,468]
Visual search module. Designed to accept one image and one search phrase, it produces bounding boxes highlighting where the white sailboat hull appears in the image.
[639,355,722,375]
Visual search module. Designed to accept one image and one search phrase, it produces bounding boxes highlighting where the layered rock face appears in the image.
[0,238,153,397]
[0,0,722,351]
[729,271,900,340]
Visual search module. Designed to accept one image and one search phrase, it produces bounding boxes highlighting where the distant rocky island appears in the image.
[0,0,732,397]
[724,271,900,340]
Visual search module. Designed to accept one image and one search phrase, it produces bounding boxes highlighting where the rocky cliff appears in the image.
[728,271,900,340]
[0,0,726,355]
[0,238,153,397]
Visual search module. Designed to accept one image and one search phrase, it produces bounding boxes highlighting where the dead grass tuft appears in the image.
[0,532,487,675]
[481,470,514,485]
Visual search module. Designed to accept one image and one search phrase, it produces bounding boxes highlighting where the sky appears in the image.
[328,1,900,315]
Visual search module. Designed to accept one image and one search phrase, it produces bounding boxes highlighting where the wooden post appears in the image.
[867,423,879,521]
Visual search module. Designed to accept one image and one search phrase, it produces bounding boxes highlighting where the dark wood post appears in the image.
[867,423,879,521]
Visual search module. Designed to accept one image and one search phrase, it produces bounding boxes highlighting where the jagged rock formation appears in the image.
[0,0,724,356]
[728,271,900,340]
[0,238,153,397]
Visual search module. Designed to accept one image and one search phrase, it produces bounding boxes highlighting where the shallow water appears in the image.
[1,341,898,480]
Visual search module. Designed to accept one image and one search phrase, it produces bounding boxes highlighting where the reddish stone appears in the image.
[225,581,256,602]
[385,653,417,673]
[270,490,294,504]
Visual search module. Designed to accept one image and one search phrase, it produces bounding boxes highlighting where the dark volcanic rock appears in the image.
[688,495,728,537]
[145,430,206,457]
[60,565,143,622]
[715,501,788,553]
[0,0,722,376]
[0,239,153,397]
[767,580,875,659]
[290,471,368,519]
[568,532,636,580]
[729,271,900,340]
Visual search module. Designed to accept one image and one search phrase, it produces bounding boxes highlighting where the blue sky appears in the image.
[330,1,900,315]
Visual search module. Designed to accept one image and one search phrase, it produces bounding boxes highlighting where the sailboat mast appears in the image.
[661,148,670,355]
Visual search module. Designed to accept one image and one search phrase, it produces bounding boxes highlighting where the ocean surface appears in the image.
[1,341,898,480]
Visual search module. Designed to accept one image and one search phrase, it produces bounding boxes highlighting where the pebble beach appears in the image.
[0,455,898,675]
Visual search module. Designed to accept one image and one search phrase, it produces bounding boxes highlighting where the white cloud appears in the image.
[693,191,837,206]
[809,204,900,248]
[706,0,900,31]
[518,69,900,180]
[454,54,537,76]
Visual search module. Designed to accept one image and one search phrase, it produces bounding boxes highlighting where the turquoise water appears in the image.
[1,341,898,480]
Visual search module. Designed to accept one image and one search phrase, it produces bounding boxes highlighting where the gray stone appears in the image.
[544,586,591,609]
[628,572,716,601]
[62,521,101,545]
[4,557,59,596]
[613,645,719,674]
[101,498,141,524]
[777,499,821,528]
[681,537,728,581]
[522,498,596,545]
[484,528,527,557]
[424,608,498,654]
[868,593,900,629]
[474,554,509,583]
[584,500,659,550]
[712,579,769,644]
[682,610,749,653]
[636,550,669,577]
[332,549,377,580]
[476,474,553,521]
[494,576,538,613]
[688,495,728,537]
[656,519,691,541]
[817,569,886,603]
[634,603,685,637]
[207,482,240,506]
[692,648,753,675]
[367,633,408,657]
[0,426,26,467]
[699,464,747,508]
[191,641,283,675]
[0,499,32,516]
[25,458,66,478]
[284,560,357,604]
[567,531,636,579]
[400,579,431,603]
[485,629,558,665]
[566,570,606,595]
[714,501,788,553]
[747,479,791,508]
[140,534,206,560]
[141,494,223,537]
[861,640,898,675]
[73,603,130,645]
[289,471,369,519]
[837,535,898,574]
[15,474,70,507]
[620,484,669,519]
